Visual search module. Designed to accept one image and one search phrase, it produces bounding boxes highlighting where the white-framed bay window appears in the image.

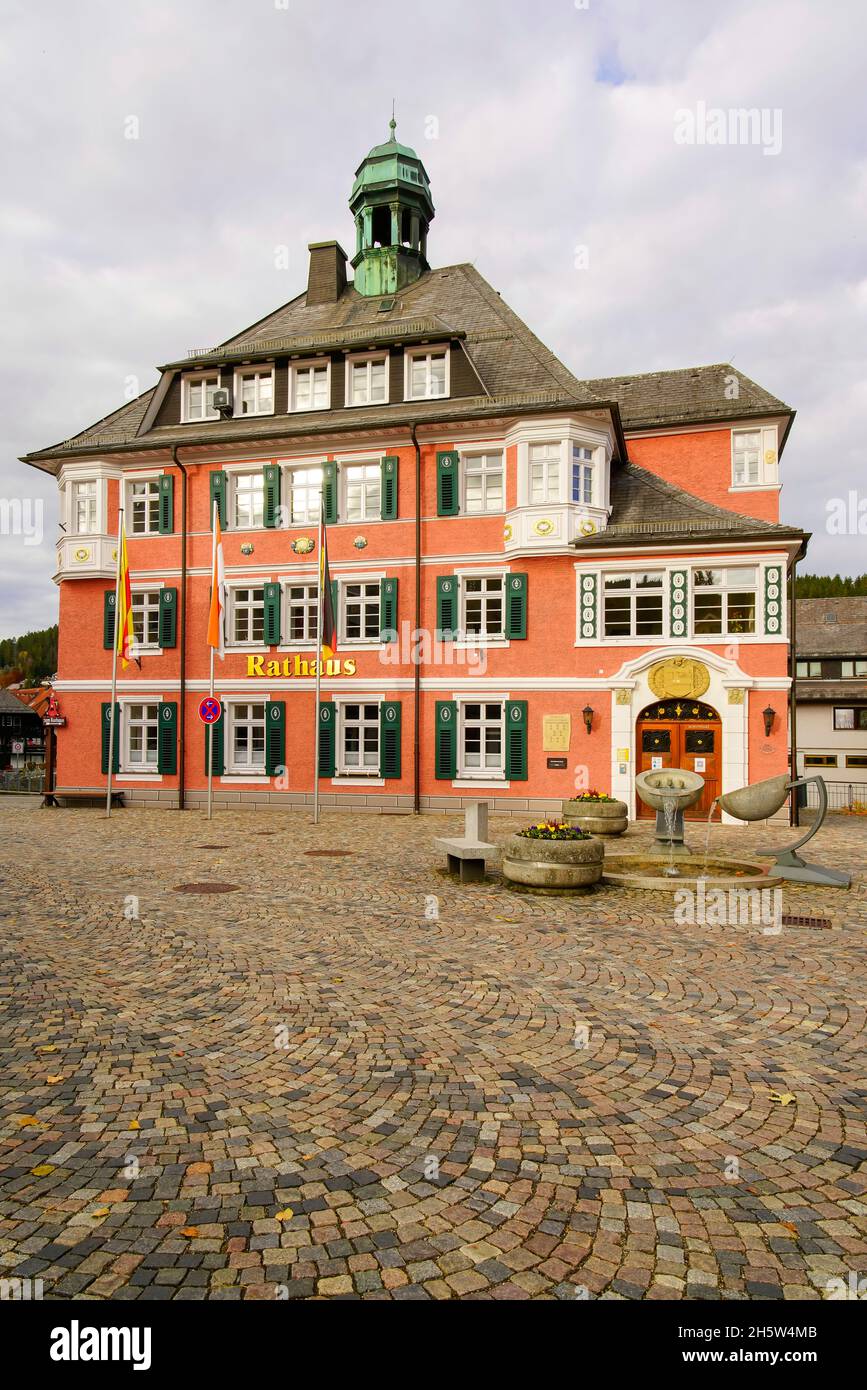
[463,451,504,514]
[405,345,449,400]
[229,585,265,646]
[290,359,330,412]
[123,702,160,773]
[692,566,757,636]
[285,464,322,524]
[529,441,561,504]
[234,367,274,417]
[182,373,220,423]
[72,479,99,535]
[130,589,162,650]
[231,472,264,529]
[344,462,380,522]
[346,351,388,407]
[228,702,267,772]
[127,478,161,535]
[337,701,381,775]
[459,700,505,778]
[571,446,594,505]
[603,571,664,638]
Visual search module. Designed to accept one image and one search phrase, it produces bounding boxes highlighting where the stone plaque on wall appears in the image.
[543,714,571,752]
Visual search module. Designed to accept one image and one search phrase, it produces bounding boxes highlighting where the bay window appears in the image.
[72,480,98,534]
[603,572,664,637]
[529,441,561,504]
[693,567,757,635]
[572,446,594,505]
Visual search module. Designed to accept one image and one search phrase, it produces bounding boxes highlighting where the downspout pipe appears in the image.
[172,446,188,811]
[411,423,421,815]
[789,554,798,828]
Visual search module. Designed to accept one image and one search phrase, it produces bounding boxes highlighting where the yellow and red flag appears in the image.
[320,520,337,660]
[116,520,138,669]
[207,501,226,659]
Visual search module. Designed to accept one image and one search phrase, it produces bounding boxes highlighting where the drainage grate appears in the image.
[173,882,242,894]
[304,850,353,857]
[781,914,832,929]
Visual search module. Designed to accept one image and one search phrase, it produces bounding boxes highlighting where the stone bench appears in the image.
[435,802,496,883]
[42,790,125,808]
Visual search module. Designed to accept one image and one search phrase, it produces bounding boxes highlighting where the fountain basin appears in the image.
[635,768,705,813]
[602,854,782,891]
[717,774,791,821]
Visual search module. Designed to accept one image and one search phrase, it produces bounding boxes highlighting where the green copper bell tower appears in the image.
[350,118,435,297]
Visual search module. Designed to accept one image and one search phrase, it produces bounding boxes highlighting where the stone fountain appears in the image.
[719,773,851,889]
[635,767,705,853]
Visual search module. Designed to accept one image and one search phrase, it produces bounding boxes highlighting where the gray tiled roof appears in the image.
[796,598,867,657]
[573,461,806,547]
[795,680,867,702]
[581,364,791,429]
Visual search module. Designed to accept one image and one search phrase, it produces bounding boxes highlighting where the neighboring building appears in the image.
[21,122,808,819]
[0,687,46,768]
[795,597,867,796]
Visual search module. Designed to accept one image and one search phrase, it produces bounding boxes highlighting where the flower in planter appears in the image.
[574,789,615,802]
[519,820,592,841]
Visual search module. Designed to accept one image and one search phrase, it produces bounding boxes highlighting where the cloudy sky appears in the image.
[2,0,865,638]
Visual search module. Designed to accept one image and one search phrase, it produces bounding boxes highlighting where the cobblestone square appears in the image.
[1,802,865,1301]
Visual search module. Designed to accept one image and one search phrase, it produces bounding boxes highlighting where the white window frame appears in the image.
[231,472,265,530]
[571,445,595,506]
[462,451,504,515]
[404,344,450,401]
[227,584,266,647]
[234,366,275,418]
[732,429,761,487]
[692,566,758,637]
[122,700,160,774]
[227,700,267,773]
[602,571,665,639]
[289,358,331,413]
[337,699,381,776]
[182,372,220,424]
[283,581,319,645]
[458,699,506,779]
[284,464,323,525]
[341,578,381,644]
[71,479,99,535]
[343,461,381,523]
[528,440,562,505]
[345,351,389,408]
[127,477,162,536]
[459,573,506,640]
[130,588,162,652]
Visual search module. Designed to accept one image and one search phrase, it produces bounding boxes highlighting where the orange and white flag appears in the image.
[116,520,139,669]
[207,500,226,659]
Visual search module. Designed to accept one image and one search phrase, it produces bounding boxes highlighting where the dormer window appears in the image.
[572,446,594,505]
[405,346,449,400]
[347,352,388,407]
[290,360,330,412]
[235,368,274,417]
[183,374,220,423]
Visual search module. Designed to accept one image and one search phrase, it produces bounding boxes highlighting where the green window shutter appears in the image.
[159,588,178,648]
[505,573,527,639]
[158,474,174,534]
[763,564,783,636]
[205,710,224,776]
[436,575,457,640]
[157,702,177,774]
[210,470,227,528]
[101,702,120,774]
[380,701,402,779]
[318,701,335,777]
[263,464,281,528]
[322,461,338,524]
[380,577,398,641]
[266,700,286,776]
[264,582,282,645]
[578,573,599,640]
[506,700,528,781]
[436,450,460,516]
[103,590,116,649]
[435,700,457,780]
[381,455,399,520]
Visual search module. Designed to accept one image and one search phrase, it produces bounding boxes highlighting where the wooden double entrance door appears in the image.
[636,700,721,820]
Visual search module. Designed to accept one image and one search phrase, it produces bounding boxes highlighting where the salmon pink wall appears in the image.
[627,430,780,522]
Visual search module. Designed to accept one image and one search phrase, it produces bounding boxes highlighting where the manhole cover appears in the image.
[173,883,242,894]
[781,914,832,929]
[305,850,353,857]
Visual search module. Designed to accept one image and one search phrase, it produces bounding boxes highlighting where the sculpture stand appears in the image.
[653,808,692,853]
[756,777,851,889]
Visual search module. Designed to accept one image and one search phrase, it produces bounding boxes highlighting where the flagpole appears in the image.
[207,502,217,822]
[313,490,323,826]
[106,507,123,818]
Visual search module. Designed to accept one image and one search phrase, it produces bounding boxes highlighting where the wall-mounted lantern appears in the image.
[582,704,594,735]
[762,704,776,738]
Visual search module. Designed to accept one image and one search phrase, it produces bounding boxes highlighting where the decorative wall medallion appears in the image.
[112,549,117,562]
[669,570,687,638]
[579,518,597,536]
[615,688,632,706]
[764,450,776,465]
[503,523,513,543]
[648,657,710,700]
[74,547,90,563]
[353,535,368,550]
[292,536,315,555]
[764,565,782,635]
[240,543,254,555]
[728,687,745,705]
[533,518,554,537]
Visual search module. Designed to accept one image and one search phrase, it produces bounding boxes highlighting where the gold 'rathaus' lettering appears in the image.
[245,655,357,678]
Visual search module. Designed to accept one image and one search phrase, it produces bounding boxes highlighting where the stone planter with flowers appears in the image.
[501,820,604,889]
[563,791,628,836]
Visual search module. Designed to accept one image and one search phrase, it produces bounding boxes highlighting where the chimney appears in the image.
[306,241,348,305]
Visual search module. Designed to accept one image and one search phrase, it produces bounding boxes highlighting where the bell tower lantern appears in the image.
[349,118,435,297]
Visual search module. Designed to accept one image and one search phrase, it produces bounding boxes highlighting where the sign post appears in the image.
[199,695,222,821]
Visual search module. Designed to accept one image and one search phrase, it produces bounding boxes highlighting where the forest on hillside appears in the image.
[795,574,867,597]
[0,625,58,686]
